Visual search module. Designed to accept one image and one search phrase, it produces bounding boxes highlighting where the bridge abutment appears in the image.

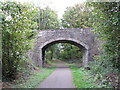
[82,49,89,67]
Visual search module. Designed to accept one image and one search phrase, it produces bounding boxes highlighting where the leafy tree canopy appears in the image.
[61,3,91,28]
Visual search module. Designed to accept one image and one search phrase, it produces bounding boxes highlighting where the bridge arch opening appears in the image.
[41,39,89,67]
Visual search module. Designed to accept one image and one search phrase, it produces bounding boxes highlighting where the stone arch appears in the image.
[40,38,89,50]
[38,38,90,67]
[31,28,99,67]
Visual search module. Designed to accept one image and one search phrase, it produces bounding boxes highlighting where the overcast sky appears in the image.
[2,0,86,19]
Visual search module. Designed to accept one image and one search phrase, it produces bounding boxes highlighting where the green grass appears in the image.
[12,68,55,88]
[66,63,78,68]
[71,68,101,88]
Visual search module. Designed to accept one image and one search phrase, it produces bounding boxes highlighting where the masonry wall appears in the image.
[30,28,99,67]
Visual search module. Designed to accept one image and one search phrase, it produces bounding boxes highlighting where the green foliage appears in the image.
[61,3,91,28]
[86,2,119,70]
[88,57,119,88]
[37,7,59,30]
[85,2,119,88]
[1,1,36,80]
[45,50,53,64]
[44,44,56,64]
[71,68,101,88]
[44,43,82,64]
[89,55,118,75]
[58,43,82,62]
[71,68,116,88]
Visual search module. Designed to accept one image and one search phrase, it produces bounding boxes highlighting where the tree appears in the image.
[61,3,91,28]
[1,1,37,80]
[86,2,119,70]
[58,43,82,63]
[37,7,59,30]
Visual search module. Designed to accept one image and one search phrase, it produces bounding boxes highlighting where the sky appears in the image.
[1,0,86,19]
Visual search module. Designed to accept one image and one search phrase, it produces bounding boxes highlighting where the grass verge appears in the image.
[12,68,54,88]
[71,68,102,88]
[66,63,77,68]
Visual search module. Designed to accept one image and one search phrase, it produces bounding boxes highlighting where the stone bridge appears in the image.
[31,28,99,67]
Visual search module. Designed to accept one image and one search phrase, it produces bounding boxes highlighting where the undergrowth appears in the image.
[7,58,55,88]
[71,68,102,88]
[69,55,119,88]
[88,56,119,88]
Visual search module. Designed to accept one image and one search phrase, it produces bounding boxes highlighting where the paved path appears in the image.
[37,60,74,88]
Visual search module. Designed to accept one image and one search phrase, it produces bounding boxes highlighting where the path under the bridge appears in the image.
[37,61,75,88]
